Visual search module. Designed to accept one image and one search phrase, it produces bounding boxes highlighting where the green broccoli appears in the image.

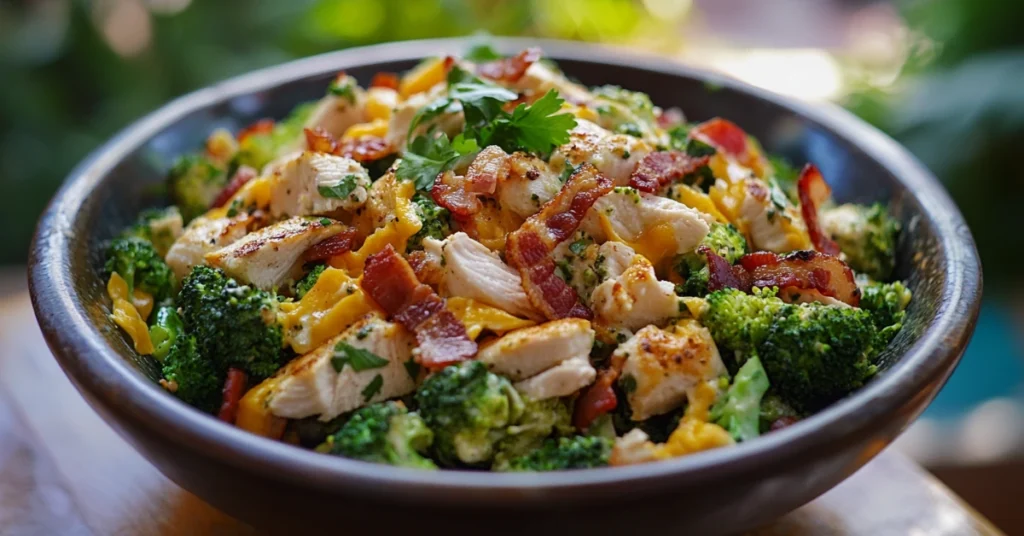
[759,303,878,412]
[177,265,284,380]
[711,355,770,442]
[492,397,574,470]
[321,401,437,469]
[407,193,452,251]
[148,305,184,361]
[167,155,228,222]
[104,237,175,304]
[502,436,612,472]
[820,203,900,281]
[675,223,748,296]
[414,360,525,467]
[161,334,222,413]
[760,393,801,432]
[122,207,182,257]
[293,263,327,299]
[860,280,913,351]
[701,287,787,358]
[234,102,315,170]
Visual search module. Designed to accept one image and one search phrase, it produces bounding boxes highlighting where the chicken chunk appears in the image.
[550,120,652,185]
[431,232,542,320]
[617,320,726,421]
[205,216,344,290]
[303,75,367,139]
[496,152,564,219]
[737,178,811,253]
[269,314,417,421]
[268,152,371,218]
[509,61,592,105]
[582,187,711,266]
[164,212,261,280]
[513,356,596,400]
[477,319,594,381]
[591,254,681,331]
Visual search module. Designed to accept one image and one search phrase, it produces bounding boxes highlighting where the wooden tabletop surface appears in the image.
[0,291,1003,535]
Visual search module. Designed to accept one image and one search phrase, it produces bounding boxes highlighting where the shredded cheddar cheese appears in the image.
[342,118,388,140]
[236,377,287,439]
[399,57,448,98]
[446,297,536,340]
[107,273,155,355]
[331,179,421,274]
[278,267,378,354]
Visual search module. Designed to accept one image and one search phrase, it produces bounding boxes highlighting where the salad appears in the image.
[103,46,911,471]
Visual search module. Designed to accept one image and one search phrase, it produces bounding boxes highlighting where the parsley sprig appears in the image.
[331,342,389,373]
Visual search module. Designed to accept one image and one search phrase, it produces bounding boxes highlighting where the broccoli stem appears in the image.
[712,356,770,442]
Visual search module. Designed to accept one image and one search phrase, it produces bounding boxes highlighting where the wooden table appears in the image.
[0,292,1002,535]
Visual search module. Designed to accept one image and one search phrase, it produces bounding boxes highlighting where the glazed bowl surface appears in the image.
[29,37,981,534]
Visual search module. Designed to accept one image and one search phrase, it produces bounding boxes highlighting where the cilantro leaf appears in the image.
[395,133,479,191]
[328,77,356,104]
[331,342,389,373]
[407,97,457,140]
[481,90,576,155]
[362,374,384,401]
[449,80,516,126]
[317,175,359,199]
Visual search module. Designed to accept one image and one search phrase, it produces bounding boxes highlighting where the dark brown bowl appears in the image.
[28,38,981,534]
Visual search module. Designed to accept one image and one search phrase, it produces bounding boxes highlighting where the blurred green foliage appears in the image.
[845,0,1024,288]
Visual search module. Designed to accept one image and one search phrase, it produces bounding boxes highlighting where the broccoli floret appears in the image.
[104,237,175,303]
[161,334,222,413]
[759,303,878,412]
[322,401,437,469]
[167,155,228,222]
[820,203,899,281]
[711,355,770,442]
[414,361,525,467]
[177,265,284,380]
[122,207,183,257]
[148,305,183,361]
[407,193,452,251]
[492,397,574,470]
[503,436,611,472]
[234,102,315,170]
[760,393,801,432]
[675,223,748,296]
[860,280,912,351]
[293,264,326,300]
[702,287,786,358]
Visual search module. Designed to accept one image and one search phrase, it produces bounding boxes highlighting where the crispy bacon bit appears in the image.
[796,164,841,256]
[573,368,619,430]
[211,166,257,209]
[431,146,509,220]
[506,164,613,320]
[303,228,360,262]
[407,250,443,287]
[478,48,541,83]
[702,246,751,292]
[629,151,710,193]
[337,136,394,163]
[305,127,340,154]
[218,368,248,424]
[370,72,400,90]
[237,119,275,143]
[740,250,860,306]
[362,245,476,368]
[689,118,748,158]
[656,107,685,129]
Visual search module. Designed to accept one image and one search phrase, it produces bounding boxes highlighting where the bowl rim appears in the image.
[29,37,982,503]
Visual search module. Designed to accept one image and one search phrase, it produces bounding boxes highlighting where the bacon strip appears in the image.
[370,72,400,90]
[237,119,274,143]
[703,246,751,292]
[362,245,477,368]
[478,48,542,83]
[573,368,619,430]
[303,228,361,262]
[629,151,710,193]
[431,146,509,220]
[506,164,613,320]
[305,127,394,163]
[218,368,248,424]
[796,164,841,256]
[211,166,257,209]
[688,117,769,174]
[740,250,860,306]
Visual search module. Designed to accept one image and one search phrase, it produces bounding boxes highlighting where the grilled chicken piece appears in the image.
[582,187,711,265]
[617,320,726,421]
[591,254,681,332]
[205,216,344,290]
[737,178,811,253]
[477,319,594,381]
[269,314,417,421]
[301,74,367,140]
[609,428,661,466]
[550,120,652,186]
[513,355,596,400]
[165,212,261,280]
[496,152,564,219]
[509,61,592,104]
[268,152,372,218]
[430,232,542,320]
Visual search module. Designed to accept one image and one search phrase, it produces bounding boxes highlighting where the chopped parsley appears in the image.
[404,358,421,381]
[620,374,637,393]
[319,217,332,226]
[568,239,589,256]
[328,77,356,104]
[478,90,577,155]
[331,342,389,373]
[395,132,479,191]
[318,175,360,199]
[361,374,384,401]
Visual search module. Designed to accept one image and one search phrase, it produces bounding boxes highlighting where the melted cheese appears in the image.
[596,213,678,268]
[107,273,154,355]
[446,297,536,340]
[670,184,728,224]
[236,377,287,439]
[278,267,378,353]
[655,381,733,459]
[365,87,398,121]
[331,179,421,274]
[342,118,388,140]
